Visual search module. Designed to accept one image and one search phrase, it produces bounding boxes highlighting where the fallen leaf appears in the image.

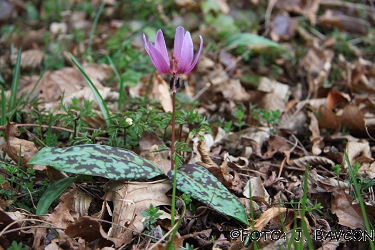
[47,188,79,229]
[65,216,114,248]
[275,0,320,24]
[253,207,287,230]
[243,177,270,203]
[331,189,365,230]
[0,122,39,168]
[319,9,369,34]
[11,49,44,69]
[104,180,171,247]
[270,12,298,42]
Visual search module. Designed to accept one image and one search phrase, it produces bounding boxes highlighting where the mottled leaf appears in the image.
[168,164,249,225]
[28,144,164,180]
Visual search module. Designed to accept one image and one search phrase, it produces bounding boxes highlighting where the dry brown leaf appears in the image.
[65,216,114,248]
[0,210,24,245]
[197,140,216,167]
[195,141,240,191]
[212,233,230,249]
[44,235,81,250]
[104,180,171,248]
[257,77,289,112]
[6,28,46,50]
[243,177,270,202]
[275,0,320,24]
[319,9,369,34]
[331,189,365,230]
[74,190,92,217]
[318,105,340,132]
[11,49,44,69]
[210,125,226,144]
[308,112,324,155]
[81,63,114,86]
[219,49,236,75]
[270,12,298,42]
[18,64,113,106]
[253,207,287,230]
[358,161,375,179]
[327,89,350,110]
[226,154,249,169]
[174,0,199,10]
[60,86,118,110]
[214,79,251,102]
[30,227,47,250]
[47,188,79,229]
[339,105,367,136]
[19,68,86,103]
[0,198,12,210]
[263,135,294,159]
[130,72,172,112]
[139,144,170,175]
[301,47,334,97]
[278,99,307,131]
[307,169,348,193]
[344,140,372,168]
[289,155,334,168]
[240,127,270,158]
[0,122,39,168]
[50,22,68,34]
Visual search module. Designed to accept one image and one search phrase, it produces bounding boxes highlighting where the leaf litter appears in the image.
[1,0,375,249]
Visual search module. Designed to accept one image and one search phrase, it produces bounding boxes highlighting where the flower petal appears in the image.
[184,35,203,74]
[146,41,171,74]
[173,26,185,61]
[143,33,151,53]
[155,29,170,66]
[177,31,194,74]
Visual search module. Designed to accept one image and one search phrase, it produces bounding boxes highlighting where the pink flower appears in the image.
[143,26,203,76]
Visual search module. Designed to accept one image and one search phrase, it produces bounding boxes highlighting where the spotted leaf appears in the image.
[168,164,249,225]
[28,144,164,180]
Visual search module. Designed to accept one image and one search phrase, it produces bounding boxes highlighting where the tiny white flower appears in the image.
[126,118,133,126]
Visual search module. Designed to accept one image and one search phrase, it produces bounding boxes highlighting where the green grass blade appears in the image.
[1,87,6,125]
[69,53,111,127]
[9,47,22,112]
[226,33,280,49]
[344,150,375,250]
[300,166,314,249]
[36,176,79,215]
[106,55,125,110]
[86,2,105,58]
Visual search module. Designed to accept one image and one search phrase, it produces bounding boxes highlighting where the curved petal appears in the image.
[143,33,151,53]
[155,29,170,65]
[147,41,171,74]
[173,26,185,61]
[177,31,194,74]
[184,35,203,74]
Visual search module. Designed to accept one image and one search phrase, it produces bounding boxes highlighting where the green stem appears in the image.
[170,75,177,229]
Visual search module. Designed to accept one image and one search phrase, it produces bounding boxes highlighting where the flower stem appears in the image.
[170,76,177,228]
